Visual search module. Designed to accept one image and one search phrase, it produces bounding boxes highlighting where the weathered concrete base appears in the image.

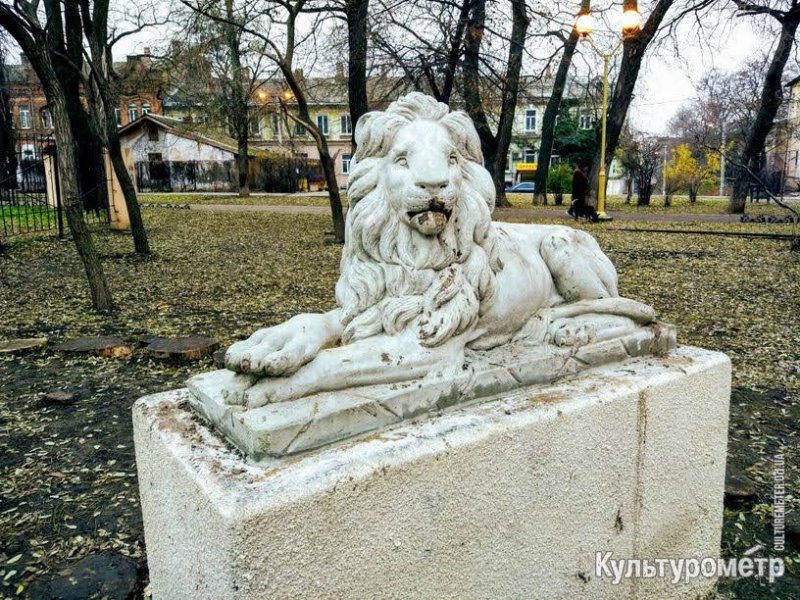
[134,346,731,600]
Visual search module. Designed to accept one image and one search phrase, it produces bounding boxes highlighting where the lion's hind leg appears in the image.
[538,228,656,347]
[540,228,619,301]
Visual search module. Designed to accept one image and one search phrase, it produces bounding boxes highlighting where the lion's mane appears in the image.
[335,93,503,348]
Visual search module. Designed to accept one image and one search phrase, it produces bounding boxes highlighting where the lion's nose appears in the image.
[414,177,448,194]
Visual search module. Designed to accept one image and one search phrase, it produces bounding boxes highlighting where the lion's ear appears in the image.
[442,112,484,164]
[353,112,379,160]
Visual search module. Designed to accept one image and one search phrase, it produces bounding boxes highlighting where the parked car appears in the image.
[507,181,536,193]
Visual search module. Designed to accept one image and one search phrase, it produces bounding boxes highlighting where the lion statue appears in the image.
[224,92,656,407]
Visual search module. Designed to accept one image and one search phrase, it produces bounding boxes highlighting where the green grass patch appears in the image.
[0,203,59,233]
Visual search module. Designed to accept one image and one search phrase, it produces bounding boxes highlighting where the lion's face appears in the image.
[381,119,465,236]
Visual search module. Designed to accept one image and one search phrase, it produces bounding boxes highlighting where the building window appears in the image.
[317,114,329,135]
[40,108,52,128]
[579,110,594,130]
[549,155,561,167]
[114,108,122,127]
[19,107,31,129]
[342,153,352,174]
[249,115,261,136]
[142,103,152,115]
[340,114,352,136]
[148,125,159,142]
[128,103,138,123]
[294,121,306,136]
[523,148,537,163]
[524,109,536,132]
[271,114,279,138]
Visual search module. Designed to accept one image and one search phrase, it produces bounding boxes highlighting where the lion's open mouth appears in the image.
[407,202,452,235]
[407,200,452,221]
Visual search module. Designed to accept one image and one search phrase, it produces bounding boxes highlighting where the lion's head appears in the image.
[335,93,502,348]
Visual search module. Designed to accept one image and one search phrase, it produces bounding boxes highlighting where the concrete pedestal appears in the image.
[133,346,731,600]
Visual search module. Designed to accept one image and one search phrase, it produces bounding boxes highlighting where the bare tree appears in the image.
[0,0,113,311]
[462,0,530,207]
[619,133,661,205]
[728,0,800,213]
[81,0,155,254]
[172,0,275,198]
[587,0,675,200]
[533,7,582,205]
[181,0,346,242]
[370,0,470,104]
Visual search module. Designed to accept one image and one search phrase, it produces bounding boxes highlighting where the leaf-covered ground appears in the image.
[0,207,798,599]
[141,191,798,217]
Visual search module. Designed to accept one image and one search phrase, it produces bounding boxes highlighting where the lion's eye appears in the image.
[449,154,458,164]
[395,155,408,166]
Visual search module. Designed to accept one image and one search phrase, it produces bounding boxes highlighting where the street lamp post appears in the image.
[575,0,641,222]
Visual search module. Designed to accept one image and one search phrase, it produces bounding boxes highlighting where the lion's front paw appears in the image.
[225,331,315,377]
[548,319,597,347]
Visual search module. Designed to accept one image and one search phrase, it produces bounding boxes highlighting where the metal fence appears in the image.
[0,137,109,240]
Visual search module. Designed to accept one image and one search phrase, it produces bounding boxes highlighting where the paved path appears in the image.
[186,203,745,223]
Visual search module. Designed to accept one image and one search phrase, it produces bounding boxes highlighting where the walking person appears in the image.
[568,161,598,221]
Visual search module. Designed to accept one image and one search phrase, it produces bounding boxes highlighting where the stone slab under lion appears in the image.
[134,346,731,600]
[188,322,677,459]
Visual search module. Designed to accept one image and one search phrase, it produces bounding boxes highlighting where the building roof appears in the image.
[118,113,271,158]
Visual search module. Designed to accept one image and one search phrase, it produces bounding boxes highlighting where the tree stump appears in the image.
[54,336,132,358]
[0,338,48,355]
[41,391,79,406]
[146,336,219,360]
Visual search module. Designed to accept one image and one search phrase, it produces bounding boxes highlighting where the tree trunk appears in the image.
[729,16,799,213]
[346,0,370,150]
[52,90,114,311]
[225,0,250,198]
[106,125,150,254]
[281,65,346,243]
[462,0,495,156]
[588,0,674,199]
[463,0,529,208]
[488,0,529,208]
[534,29,579,206]
[317,138,347,243]
[432,0,471,105]
[79,0,150,255]
[237,131,250,197]
[0,1,115,312]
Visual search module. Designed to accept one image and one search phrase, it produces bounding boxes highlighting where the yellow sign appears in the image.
[515,162,538,172]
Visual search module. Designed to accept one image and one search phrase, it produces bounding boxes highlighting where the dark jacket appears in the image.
[571,167,589,203]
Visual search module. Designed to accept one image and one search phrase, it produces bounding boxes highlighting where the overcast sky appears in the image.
[627,19,766,135]
[106,8,770,137]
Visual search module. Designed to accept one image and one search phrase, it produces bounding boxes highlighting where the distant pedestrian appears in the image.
[568,161,598,221]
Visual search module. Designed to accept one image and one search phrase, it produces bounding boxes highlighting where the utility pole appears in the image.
[719,123,726,197]
[662,143,667,196]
